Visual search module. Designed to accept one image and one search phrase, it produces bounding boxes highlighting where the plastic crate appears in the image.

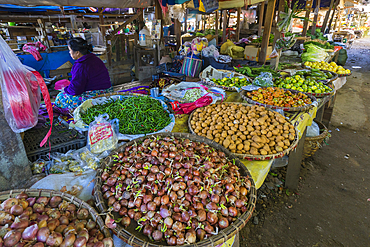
[23,120,86,162]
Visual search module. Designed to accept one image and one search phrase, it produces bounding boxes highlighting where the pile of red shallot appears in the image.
[100,136,252,246]
[0,192,113,247]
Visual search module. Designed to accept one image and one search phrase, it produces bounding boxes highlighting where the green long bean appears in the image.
[81,97,172,135]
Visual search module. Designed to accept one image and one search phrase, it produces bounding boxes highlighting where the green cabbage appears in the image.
[301,44,329,62]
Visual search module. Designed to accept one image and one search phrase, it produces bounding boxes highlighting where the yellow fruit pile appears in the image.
[304,61,351,75]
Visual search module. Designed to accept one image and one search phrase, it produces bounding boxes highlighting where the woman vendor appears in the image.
[55,37,112,108]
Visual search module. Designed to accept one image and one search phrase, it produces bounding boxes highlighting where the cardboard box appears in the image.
[244,45,259,61]
[244,45,273,62]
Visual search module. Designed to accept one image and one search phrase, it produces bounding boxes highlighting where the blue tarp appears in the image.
[17,49,75,77]
[0,4,88,12]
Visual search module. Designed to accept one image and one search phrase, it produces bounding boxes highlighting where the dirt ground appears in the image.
[240,38,370,246]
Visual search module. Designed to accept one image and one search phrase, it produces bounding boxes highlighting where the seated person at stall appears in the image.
[55,37,112,109]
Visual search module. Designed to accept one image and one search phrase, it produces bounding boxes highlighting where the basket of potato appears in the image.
[188,103,299,160]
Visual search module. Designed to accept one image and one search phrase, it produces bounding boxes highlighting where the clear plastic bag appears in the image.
[252,72,274,87]
[0,36,41,133]
[31,159,47,174]
[306,121,320,137]
[88,114,119,154]
[48,151,86,174]
[75,147,100,170]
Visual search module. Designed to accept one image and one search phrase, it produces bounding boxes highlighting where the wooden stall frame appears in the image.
[259,0,277,65]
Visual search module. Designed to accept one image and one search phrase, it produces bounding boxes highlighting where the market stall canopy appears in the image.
[0,0,153,8]
[0,4,88,12]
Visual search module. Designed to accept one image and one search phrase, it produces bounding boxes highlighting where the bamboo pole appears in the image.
[259,0,277,65]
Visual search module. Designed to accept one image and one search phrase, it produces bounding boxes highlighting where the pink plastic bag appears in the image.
[174,95,213,114]
[0,36,53,146]
[55,79,71,90]
[22,42,47,61]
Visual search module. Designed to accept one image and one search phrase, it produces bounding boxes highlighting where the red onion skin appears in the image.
[102,238,114,247]
[4,230,21,247]
[73,237,87,247]
[37,227,50,242]
[22,224,38,240]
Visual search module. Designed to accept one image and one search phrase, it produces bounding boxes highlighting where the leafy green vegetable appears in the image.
[301,44,330,62]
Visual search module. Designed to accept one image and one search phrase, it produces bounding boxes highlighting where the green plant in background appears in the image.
[278,0,309,32]
[252,34,275,44]
[308,29,328,41]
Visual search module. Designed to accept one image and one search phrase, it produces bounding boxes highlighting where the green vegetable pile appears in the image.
[304,41,334,50]
[81,97,172,135]
[251,34,274,44]
[301,44,331,62]
[211,77,251,88]
[183,88,203,102]
[295,69,334,81]
[234,65,282,78]
[308,29,328,41]
[274,73,332,94]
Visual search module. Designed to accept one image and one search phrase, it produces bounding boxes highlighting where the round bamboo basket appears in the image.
[303,120,329,159]
[200,70,252,92]
[240,88,317,112]
[94,132,257,247]
[0,189,112,238]
[188,102,299,161]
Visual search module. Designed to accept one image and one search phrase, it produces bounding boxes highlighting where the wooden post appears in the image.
[37,19,50,50]
[236,7,241,42]
[311,0,321,35]
[155,0,163,43]
[274,0,286,45]
[175,19,181,51]
[302,0,313,36]
[184,9,188,32]
[258,0,277,65]
[222,10,227,43]
[258,2,265,37]
[219,11,222,30]
[99,9,112,67]
[285,128,307,190]
[215,11,219,45]
[321,0,335,33]
[327,2,338,33]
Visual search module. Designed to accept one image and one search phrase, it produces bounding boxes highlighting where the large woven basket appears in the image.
[94,132,257,247]
[303,120,329,159]
[240,88,318,112]
[0,189,112,238]
[188,102,299,161]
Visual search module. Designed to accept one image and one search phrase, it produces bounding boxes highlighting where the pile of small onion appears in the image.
[100,136,252,246]
[0,192,113,247]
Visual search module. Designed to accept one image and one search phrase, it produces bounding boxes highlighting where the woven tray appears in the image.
[188,102,299,161]
[239,88,318,112]
[302,65,347,79]
[337,72,352,77]
[94,132,257,247]
[0,189,111,238]
[200,69,252,92]
[303,120,329,159]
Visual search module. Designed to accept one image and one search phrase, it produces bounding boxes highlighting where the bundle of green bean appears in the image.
[81,97,172,135]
